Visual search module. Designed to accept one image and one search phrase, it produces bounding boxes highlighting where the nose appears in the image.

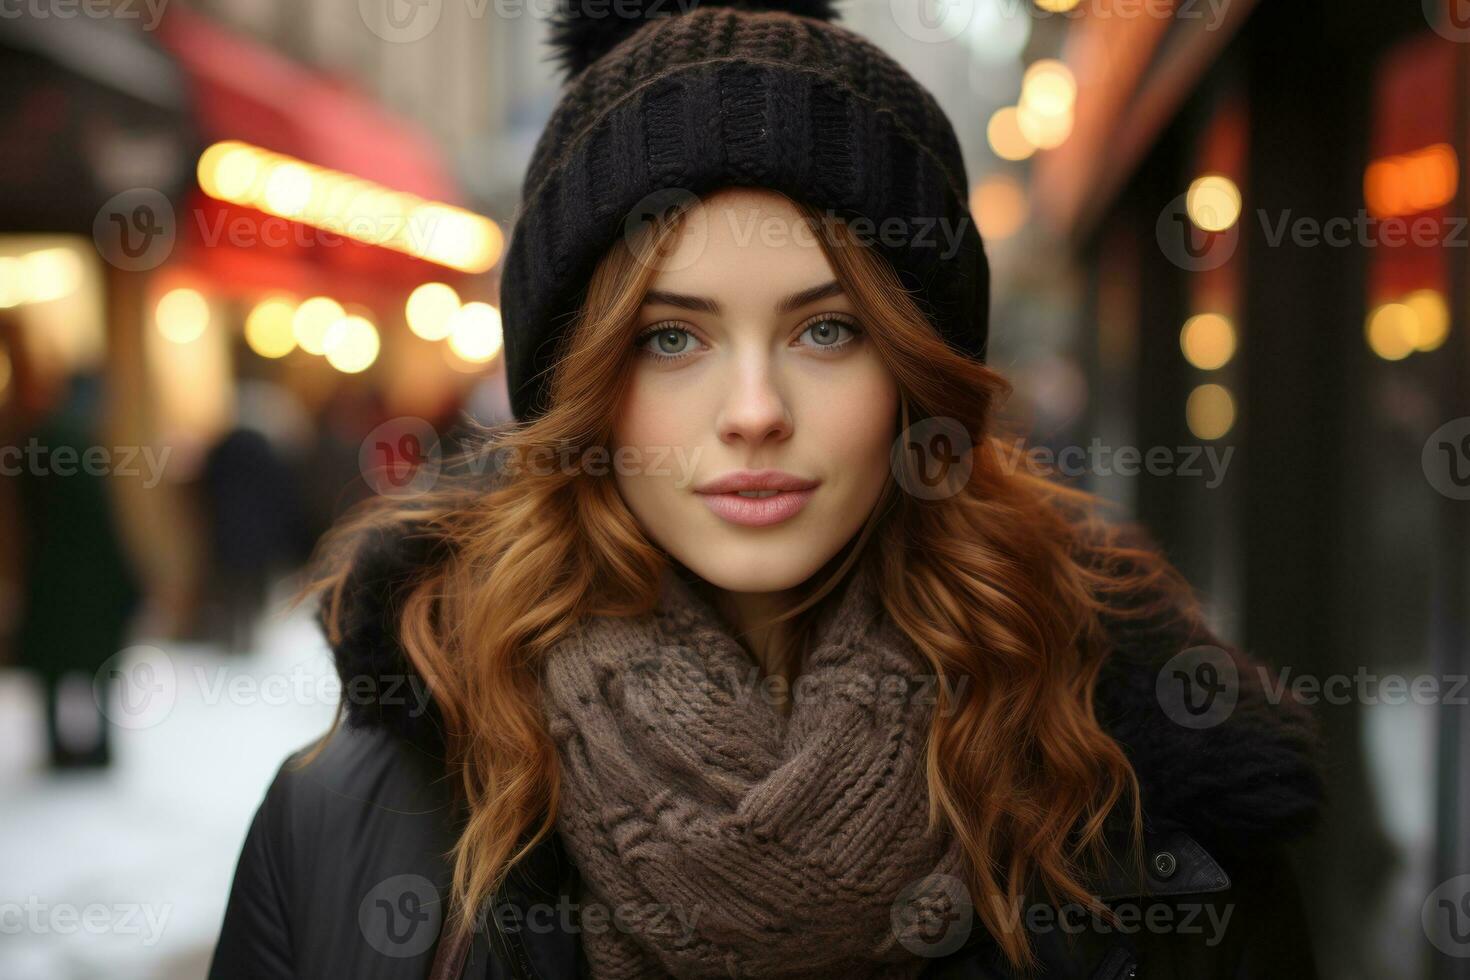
[715,351,793,448]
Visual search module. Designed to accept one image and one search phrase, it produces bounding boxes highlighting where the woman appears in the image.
[207,2,1326,978]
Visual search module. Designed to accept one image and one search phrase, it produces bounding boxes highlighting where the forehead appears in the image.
[646,187,838,301]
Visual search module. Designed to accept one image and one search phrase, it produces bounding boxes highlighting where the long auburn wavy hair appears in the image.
[302,189,1199,973]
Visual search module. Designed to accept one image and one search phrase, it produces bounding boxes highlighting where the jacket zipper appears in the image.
[496,885,539,980]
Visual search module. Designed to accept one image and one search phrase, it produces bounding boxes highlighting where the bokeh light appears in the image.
[292,296,346,356]
[244,298,298,359]
[447,302,503,364]
[155,287,210,345]
[406,282,462,341]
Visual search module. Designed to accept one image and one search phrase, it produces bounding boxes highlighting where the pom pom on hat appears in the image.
[546,0,842,79]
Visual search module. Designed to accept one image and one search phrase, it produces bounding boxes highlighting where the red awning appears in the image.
[152,6,472,307]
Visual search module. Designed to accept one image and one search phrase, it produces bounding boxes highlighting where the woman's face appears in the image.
[610,188,899,593]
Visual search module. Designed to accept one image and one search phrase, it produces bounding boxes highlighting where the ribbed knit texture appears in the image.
[539,559,968,978]
[500,1,990,422]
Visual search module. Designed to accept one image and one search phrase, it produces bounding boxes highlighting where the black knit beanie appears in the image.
[498,0,990,423]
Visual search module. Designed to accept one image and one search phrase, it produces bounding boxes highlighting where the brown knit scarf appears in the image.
[539,560,971,979]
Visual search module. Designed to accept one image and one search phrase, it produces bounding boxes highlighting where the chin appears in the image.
[671,532,835,595]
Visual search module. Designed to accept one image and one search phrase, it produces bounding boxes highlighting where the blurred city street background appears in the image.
[2,0,1469,977]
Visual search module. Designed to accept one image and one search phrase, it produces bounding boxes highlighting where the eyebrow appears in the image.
[640,279,845,316]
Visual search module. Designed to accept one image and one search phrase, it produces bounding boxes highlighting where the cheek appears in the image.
[806,363,899,491]
[612,359,710,452]
[611,382,697,500]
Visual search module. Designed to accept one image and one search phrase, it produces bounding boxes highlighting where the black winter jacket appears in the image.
[206,520,1328,980]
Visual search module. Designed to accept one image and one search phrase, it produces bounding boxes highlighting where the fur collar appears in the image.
[320,516,1326,856]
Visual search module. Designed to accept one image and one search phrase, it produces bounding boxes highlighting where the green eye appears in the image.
[799,316,861,350]
[635,325,702,361]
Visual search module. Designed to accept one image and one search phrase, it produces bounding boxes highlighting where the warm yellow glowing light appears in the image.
[1403,289,1449,352]
[1016,103,1072,150]
[987,107,1036,162]
[406,282,462,341]
[245,297,298,359]
[1020,60,1077,119]
[324,315,381,374]
[1366,303,1417,361]
[0,257,21,309]
[292,296,346,356]
[1180,313,1237,370]
[213,145,261,200]
[971,176,1028,240]
[1034,0,1081,9]
[1364,143,1458,218]
[196,140,504,273]
[264,162,313,216]
[19,247,85,303]
[1186,175,1241,232]
[447,302,503,363]
[156,287,211,345]
[1186,384,1235,440]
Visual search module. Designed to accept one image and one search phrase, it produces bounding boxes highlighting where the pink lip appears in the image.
[698,487,816,527]
[693,469,820,528]
[693,469,820,494]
